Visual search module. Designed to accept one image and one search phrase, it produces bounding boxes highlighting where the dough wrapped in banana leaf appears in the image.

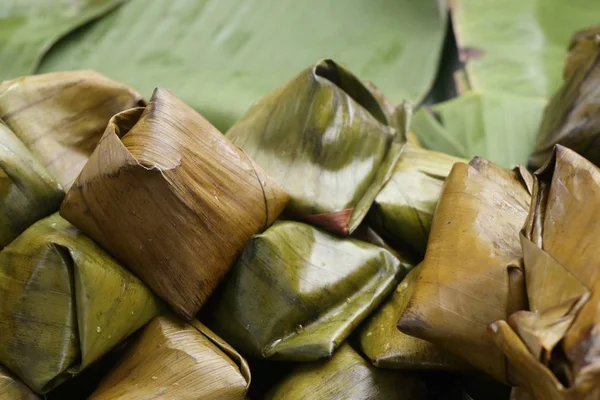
[529,26,600,169]
[359,265,468,370]
[226,59,408,236]
[60,88,288,319]
[0,214,161,393]
[90,315,250,400]
[0,121,63,248]
[490,146,600,399]
[0,365,39,400]
[398,158,532,383]
[0,71,145,190]
[209,221,401,361]
[369,145,466,254]
[265,343,426,400]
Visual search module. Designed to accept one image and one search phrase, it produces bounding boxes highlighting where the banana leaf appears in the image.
[368,144,466,254]
[529,26,600,169]
[0,365,39,400]
[0,213,161,394]
[265,343,426,400]
[398,157,533,383]
[90,315,250,400]
[38,0,447,132]
[0,121,63,248]
[359,265,469,370]
[489,146,600,399]
[60,88,288,319]
[0,70,144,190]
[226,59,408,236]
[208,220,401,361]
[0,0,125,80]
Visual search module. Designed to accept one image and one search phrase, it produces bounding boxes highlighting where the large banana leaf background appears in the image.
[2,0,600,399]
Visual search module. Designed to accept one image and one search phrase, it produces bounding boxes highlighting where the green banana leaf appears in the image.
[529,26,600,169]
[90,315,251,400]
[0,0,124,80]
[0,213,161,394]
[60,88,288,320]
[208,220,401,361]
[265,343,426,400]
[0,121,63,248]
[0,365,39,400]
[0,70,144,190]
[412,92,546,167]
[398,158,532,384]
[414,0,600,168]
[359,265,469,370]
[368,144,466,254]
[451,0,600,98]
[227,59,409,235]
[37,0,447,131]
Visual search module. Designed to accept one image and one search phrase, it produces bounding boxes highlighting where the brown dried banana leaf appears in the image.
[359,265,469,370]
[209,220,401,361]
[265,343,426,400]
[60,88,288,319]
[369,144,466,254]
[226,59,408,236]
[0,365,39,400]
[0,121,63,248]
[0,213,161,393]
[529,26,600,169]
[90,315,250,400]
[490,146,600,399]
[398,157,532,383]
[0,70,144,190]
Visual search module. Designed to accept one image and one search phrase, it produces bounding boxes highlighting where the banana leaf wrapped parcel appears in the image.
[90,315,251,400]
[0,121,63,248]
[265,343,426,400]
[60,88,288,319]
[209,221,401,361]
[490,146,600,399]
[0,214,161,393]
[226,59,408,236]
[369,145,466,254]
[398,158,532,383]
[529,26,600,169]
[0,71,145,190]
[360,265,468,370]
[0,365,39,400]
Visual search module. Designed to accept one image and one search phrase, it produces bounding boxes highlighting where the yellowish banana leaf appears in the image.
[0,70,144,190]
[0,121,63,248]
[529,26,600,169]
[359,265,468,370]
[265,343,426,400]
[90,314,250,400]
[226,59,408,236]
[369,144,466,254]
[60,88,288,319]
[0,213,161,393]
[398,158,533,383]
[0,365,39,400]
[510,387,535,400]
[209,220,401,361]
[489,146,600,399]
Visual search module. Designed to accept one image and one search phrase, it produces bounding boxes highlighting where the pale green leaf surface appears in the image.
[452,0,600,97]
[38,0,447,131]
[416,0,598,167]
[413,91,546,167]
[0,0,124,80]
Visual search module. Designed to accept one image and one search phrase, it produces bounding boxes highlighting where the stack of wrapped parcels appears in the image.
[1,26,600,400]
